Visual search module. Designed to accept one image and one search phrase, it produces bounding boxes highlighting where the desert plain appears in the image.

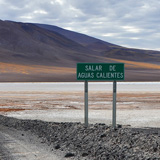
[0,82,160,128]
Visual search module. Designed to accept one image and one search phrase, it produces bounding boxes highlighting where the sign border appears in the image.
[77,63,125,81]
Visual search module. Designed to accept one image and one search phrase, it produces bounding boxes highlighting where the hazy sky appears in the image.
[0,0,160,51]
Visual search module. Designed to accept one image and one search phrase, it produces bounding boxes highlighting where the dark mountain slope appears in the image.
[35,23,115,46]
[0,20,105,67]
[101,48,160,64]
[36,23,160,64]
[35,23,121,54]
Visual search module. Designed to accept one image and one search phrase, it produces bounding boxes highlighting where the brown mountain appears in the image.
[36,23,160,64]
[0,20,104,67]
[0,20,160,82]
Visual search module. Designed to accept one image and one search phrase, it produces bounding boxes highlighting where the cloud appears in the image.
[0,0,160,50]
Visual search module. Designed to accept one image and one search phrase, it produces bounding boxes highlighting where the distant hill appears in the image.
[36,23,160,64]
[35,23,114,46]
[0,20,107,67]
[0,20,160,81]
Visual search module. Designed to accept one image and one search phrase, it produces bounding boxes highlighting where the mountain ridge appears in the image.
[35,23,160,64]
[0,20,105,67]
[0,20,160,81]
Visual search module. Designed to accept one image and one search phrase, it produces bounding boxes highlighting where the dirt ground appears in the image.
[0,91,159,111]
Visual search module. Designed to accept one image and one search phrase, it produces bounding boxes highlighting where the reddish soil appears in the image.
[0,108,26,112]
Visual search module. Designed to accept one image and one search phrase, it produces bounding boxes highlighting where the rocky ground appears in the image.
[0,115,160,159]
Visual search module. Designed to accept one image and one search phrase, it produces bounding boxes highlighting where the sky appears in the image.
[0,0,160,51]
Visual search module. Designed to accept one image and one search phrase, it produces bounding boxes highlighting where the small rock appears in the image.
[64,153,75,158]
[100,134,106,138]
[117,124,122,128]
[82,152,88,157]
[99,123,105,126]
[55,144,60,149]
[153,143,158,152]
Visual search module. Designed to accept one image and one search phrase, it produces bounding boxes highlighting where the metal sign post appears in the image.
[112,81,117,129]
[84,81,88,127]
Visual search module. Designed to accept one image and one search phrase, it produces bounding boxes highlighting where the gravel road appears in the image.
[0,124,62,160]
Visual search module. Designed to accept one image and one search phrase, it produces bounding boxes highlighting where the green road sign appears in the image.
[77,63,124,81]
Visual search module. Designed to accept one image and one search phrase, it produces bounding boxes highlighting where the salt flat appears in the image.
[0,82,160,92]
[0,82,160,128]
